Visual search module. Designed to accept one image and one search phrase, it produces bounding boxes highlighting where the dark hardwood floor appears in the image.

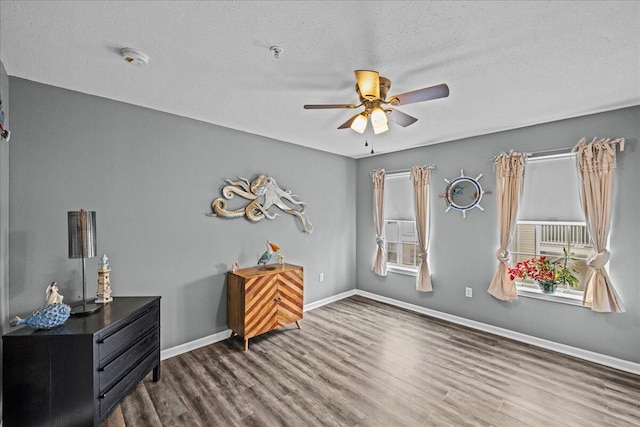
[104,295,640,426]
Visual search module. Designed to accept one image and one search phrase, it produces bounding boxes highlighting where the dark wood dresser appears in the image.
[2,296,161,427]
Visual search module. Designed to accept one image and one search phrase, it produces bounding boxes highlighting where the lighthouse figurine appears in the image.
[96,254,113,303]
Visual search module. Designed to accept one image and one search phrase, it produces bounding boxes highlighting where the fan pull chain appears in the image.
[365,126,371,153]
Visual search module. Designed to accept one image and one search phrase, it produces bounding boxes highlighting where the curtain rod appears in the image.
[489,147,567,161]
[370,165,436,176]
[489,137,628,161]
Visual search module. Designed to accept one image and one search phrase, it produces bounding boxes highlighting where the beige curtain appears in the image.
[488,151,527,301]
[412,165,433,292]
[572,137,625,312]
[372,169,387,276]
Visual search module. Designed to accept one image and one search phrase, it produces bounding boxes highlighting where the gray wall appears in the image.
[356,106,640,363]
[8,78,356,349]
[0,59,10,425]
[6,76,639,367]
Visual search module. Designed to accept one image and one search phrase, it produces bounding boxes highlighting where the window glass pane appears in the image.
[387,242,398,264]
[510,223,592,290]
[401,243,417,267]
[401,221,417,242]
[384,219,418,271]
[385,221,399,242]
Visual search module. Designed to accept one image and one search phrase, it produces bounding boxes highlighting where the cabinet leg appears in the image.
[153,364,161,382]
[295,320,301,329]
[229,330,236,339]
[243,338,249,351]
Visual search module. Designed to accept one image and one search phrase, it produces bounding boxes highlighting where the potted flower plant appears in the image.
[508,248,579,294]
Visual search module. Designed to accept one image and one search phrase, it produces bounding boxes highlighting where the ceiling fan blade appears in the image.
[386,109,418,127]
[355,70,380,99]
[388,83,449,106]
[304,104,358,109]
[337,113,361,129]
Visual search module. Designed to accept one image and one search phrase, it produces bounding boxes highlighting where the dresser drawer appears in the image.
[98,305,159,364]
[99,349,158,418]
[99,327,159,394]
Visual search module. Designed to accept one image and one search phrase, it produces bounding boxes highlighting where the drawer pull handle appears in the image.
[274,297,282,303]
[100,392,107,399]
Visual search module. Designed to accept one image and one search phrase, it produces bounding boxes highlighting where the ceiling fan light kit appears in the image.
[351,113,368,133]
[370,107,389,135]
[373,121,389,135]
[304,70,449,141]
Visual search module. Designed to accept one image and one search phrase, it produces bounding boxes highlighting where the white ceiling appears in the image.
[1,1,639,159]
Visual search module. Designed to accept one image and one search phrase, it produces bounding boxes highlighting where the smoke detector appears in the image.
[120,48,149,66]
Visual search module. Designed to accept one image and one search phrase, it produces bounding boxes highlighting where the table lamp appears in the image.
[68,210,100,315]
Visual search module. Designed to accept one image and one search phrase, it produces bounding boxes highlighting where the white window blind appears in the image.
[383,173,414,220]
[518,154,584,223]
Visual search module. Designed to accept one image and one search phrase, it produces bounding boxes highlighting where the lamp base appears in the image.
[71,302,101,316]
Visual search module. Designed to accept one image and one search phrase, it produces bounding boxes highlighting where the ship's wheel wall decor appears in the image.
[443,170,485,219]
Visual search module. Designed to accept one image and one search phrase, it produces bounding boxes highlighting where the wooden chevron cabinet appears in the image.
[227,263,303,351]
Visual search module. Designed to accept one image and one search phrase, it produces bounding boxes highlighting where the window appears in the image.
[511,223,591,302]
[383,172,418,274]
[512,153,590,304]
[385,220,420,271]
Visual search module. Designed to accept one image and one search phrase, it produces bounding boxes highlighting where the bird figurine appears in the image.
[10,303,71,329]
[257,241,280,266]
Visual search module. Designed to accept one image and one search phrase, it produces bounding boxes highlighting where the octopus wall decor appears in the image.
[210,175,313,233]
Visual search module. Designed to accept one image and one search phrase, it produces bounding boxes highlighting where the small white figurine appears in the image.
[96,254,113,303]
[277,254,285,265]
[232,261,239,273]
[46,282,64,305]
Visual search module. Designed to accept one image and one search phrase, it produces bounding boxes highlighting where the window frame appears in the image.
[512,220,591,306]
[510,151,594,306]
[382,171,420,276]
[384,219,420,276]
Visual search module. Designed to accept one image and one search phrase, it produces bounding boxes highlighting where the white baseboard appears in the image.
[161,328,232,360]
[303,289,358,312]
[355,290,640,376]
[160,289,358,360]
[161,289,640,375]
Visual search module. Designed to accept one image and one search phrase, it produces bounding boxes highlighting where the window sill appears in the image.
[516,285,586,307]
[387,265,418,277]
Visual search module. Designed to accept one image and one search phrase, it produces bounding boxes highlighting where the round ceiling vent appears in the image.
[120,48,149,66]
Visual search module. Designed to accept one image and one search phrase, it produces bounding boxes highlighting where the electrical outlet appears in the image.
[319,273,324,282]
[465,287,473,298]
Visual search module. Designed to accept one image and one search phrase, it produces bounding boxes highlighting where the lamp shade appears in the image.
[68,210,97,259]
[371,107,389,134]
[350,113,368,133]
[372,121,389,134]
[370,107,387,126]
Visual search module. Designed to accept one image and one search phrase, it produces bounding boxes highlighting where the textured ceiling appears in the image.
[1,1,639,158]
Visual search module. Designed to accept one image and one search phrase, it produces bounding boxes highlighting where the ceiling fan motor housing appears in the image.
[356,76,391,102]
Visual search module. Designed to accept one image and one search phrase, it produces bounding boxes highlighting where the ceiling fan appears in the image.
[304,70,449,135]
